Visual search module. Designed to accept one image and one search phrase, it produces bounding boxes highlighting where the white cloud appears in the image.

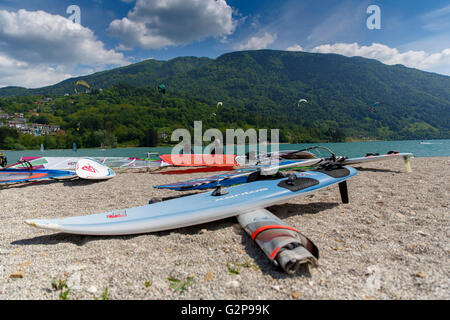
[0,62,73,88]
[420,5,450,32]
[311,42,450,74]
[0,9,129,88]
[108,0,237,50]
[286,44,304,52]
[306,1,367,46]
[235,32,277,50]
[0,9,128,66]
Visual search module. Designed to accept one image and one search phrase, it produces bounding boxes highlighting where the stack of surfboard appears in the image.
[23,150,413,274]
[155,152,413,191]
[1,158,115,186]
[11,156,161,171]
[25,156,357,274]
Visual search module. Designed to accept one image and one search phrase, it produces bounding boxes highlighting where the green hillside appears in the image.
[0,50,449,150]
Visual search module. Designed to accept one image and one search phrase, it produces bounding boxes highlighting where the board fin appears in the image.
[338,181,349,204]
[238,209,319,274]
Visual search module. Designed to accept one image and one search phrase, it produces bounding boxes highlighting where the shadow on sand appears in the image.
[351,166,403,173]
[12,201,339,277]
[0,177,108,190]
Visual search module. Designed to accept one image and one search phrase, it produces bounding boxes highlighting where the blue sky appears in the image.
[0,0,449,88]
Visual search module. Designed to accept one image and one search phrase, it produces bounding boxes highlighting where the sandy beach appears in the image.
[0,157,448,300]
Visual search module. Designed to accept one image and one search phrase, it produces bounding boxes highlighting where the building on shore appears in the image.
[1,120,60,136]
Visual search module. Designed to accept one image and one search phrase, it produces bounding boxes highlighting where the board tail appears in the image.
[238,209,318,274]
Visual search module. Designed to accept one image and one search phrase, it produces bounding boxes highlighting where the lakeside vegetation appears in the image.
[1,50,449,150]
[0,84,345,150]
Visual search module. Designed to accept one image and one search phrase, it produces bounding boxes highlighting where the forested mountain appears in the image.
[0,50,449,149]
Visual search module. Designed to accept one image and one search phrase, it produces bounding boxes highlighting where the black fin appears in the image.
[338,181,349,204]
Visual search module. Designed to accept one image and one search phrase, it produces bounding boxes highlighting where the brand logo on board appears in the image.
[215,188,269,202]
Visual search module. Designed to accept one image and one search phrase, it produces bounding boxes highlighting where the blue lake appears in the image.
[3,139,449,164]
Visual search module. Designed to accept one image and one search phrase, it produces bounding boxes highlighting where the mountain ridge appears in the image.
[0,50,449,148]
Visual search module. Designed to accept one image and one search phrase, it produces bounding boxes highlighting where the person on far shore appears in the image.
[0,152,7,168]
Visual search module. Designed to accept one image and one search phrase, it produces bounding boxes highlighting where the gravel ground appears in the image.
[0,157,448,300]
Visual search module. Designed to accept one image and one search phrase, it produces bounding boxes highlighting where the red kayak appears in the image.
[159,154,237,167]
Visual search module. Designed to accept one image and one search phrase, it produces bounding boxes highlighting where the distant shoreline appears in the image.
[2,139,449,165]
[3,138,449,153]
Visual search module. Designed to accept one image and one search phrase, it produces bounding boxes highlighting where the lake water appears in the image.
[2,139,449,164]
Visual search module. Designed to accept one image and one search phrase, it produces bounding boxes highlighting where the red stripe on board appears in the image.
[107,214,127,219]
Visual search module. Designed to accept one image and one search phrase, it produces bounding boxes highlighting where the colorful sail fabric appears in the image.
[0,169,76,185]
[11,157,161,170]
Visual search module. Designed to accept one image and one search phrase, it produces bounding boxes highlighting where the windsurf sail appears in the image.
[12,157,161,170]
[238,209,319,273]
[340,152,413,165]
[235,146,336,167]
[0,169,76,186]
[154,159,324,190]
[94,157,161,169]
[155,150,413,191]
[159,154,238,167]
[154,172,251,190]
[235,149,317,166]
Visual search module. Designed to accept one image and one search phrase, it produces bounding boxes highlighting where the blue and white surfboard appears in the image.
[26,166,357,236]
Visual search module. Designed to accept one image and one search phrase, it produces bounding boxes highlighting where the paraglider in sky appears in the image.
[371,102,380,113]
[158,84,166,94]
[298,99,308,107]
[217,102,223,108]
[75,80,90,94]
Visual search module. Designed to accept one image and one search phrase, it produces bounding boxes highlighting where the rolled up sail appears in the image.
[238,209,318,274]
